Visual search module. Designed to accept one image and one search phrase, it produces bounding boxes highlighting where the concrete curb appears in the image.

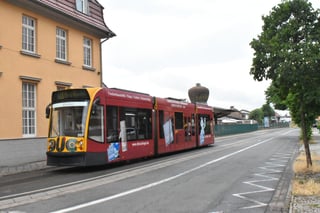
[0,161,47,177]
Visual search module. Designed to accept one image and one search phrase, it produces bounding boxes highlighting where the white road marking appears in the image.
[232,153,292,209]
[52,137,275,213]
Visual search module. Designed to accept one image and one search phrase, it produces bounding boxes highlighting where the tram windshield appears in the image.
[49,101,89,137]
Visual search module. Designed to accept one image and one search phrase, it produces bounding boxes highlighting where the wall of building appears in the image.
[0,1,102,139]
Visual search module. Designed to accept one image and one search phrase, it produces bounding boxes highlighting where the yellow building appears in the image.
[0,0,115,139]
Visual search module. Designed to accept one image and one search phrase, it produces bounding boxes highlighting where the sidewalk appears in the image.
[289,129,320,212]
[0,138,48,176]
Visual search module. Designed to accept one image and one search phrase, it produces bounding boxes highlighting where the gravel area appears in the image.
[289,131,320,213]
[291,196,320,212]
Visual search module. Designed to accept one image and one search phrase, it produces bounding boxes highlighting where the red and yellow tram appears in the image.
[46,87,214,166]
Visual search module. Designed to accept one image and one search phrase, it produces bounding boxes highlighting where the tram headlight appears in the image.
[66,138,77,152]
[48,139,55,151]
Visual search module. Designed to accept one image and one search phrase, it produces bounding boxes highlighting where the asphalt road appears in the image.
[0,128,299,213]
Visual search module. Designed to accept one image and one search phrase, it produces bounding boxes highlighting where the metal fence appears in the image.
[214,122,290,137]
[214,124,258,136]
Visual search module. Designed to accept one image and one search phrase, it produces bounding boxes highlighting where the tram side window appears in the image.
[106,106,119,143]
[137,110,152,140]
[123,109,136,141]
[184,116,192,137]
[120,107,152,141]
[174,112,183,129]
[159,110,175,141]
[159,110,164,139]
[198,114,211,135]
[88,104,104,143]
[191,114,195,136]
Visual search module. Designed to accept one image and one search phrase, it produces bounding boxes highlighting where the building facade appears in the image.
[0,0,115,139]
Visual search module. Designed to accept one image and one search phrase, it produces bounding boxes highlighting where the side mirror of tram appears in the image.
[91,98,100,115]
[45,104,51,119]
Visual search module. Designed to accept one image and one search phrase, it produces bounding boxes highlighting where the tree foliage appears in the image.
[250,0,320,167]
[262,103,275,117]
[250,104,275,124]
[249,108,264,124]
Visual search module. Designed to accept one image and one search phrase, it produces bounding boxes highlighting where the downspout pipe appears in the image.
[100,38,110,87]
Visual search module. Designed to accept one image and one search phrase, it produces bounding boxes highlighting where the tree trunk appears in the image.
[301,112,313,168]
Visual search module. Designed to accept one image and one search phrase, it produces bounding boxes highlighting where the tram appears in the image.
[46,87,214,166]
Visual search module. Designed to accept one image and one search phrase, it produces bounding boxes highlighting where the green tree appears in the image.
[250,0,320,167]
[262,103,275,126]
[249,108,264,124]
[262,103,275,118]
[265,84,288,110]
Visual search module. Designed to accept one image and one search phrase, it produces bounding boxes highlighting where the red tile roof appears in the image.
[9,0,115,38]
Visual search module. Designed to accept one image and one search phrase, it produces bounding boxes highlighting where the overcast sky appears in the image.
[100,0,320,112]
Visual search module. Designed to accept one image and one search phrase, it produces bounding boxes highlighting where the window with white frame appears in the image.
[56,28,67,61]
[22,82,37,137]
[22,15,36,53]
[83,37,92,67]
[75,0,89,14]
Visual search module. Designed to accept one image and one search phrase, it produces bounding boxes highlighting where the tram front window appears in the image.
[50,101,89,137]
